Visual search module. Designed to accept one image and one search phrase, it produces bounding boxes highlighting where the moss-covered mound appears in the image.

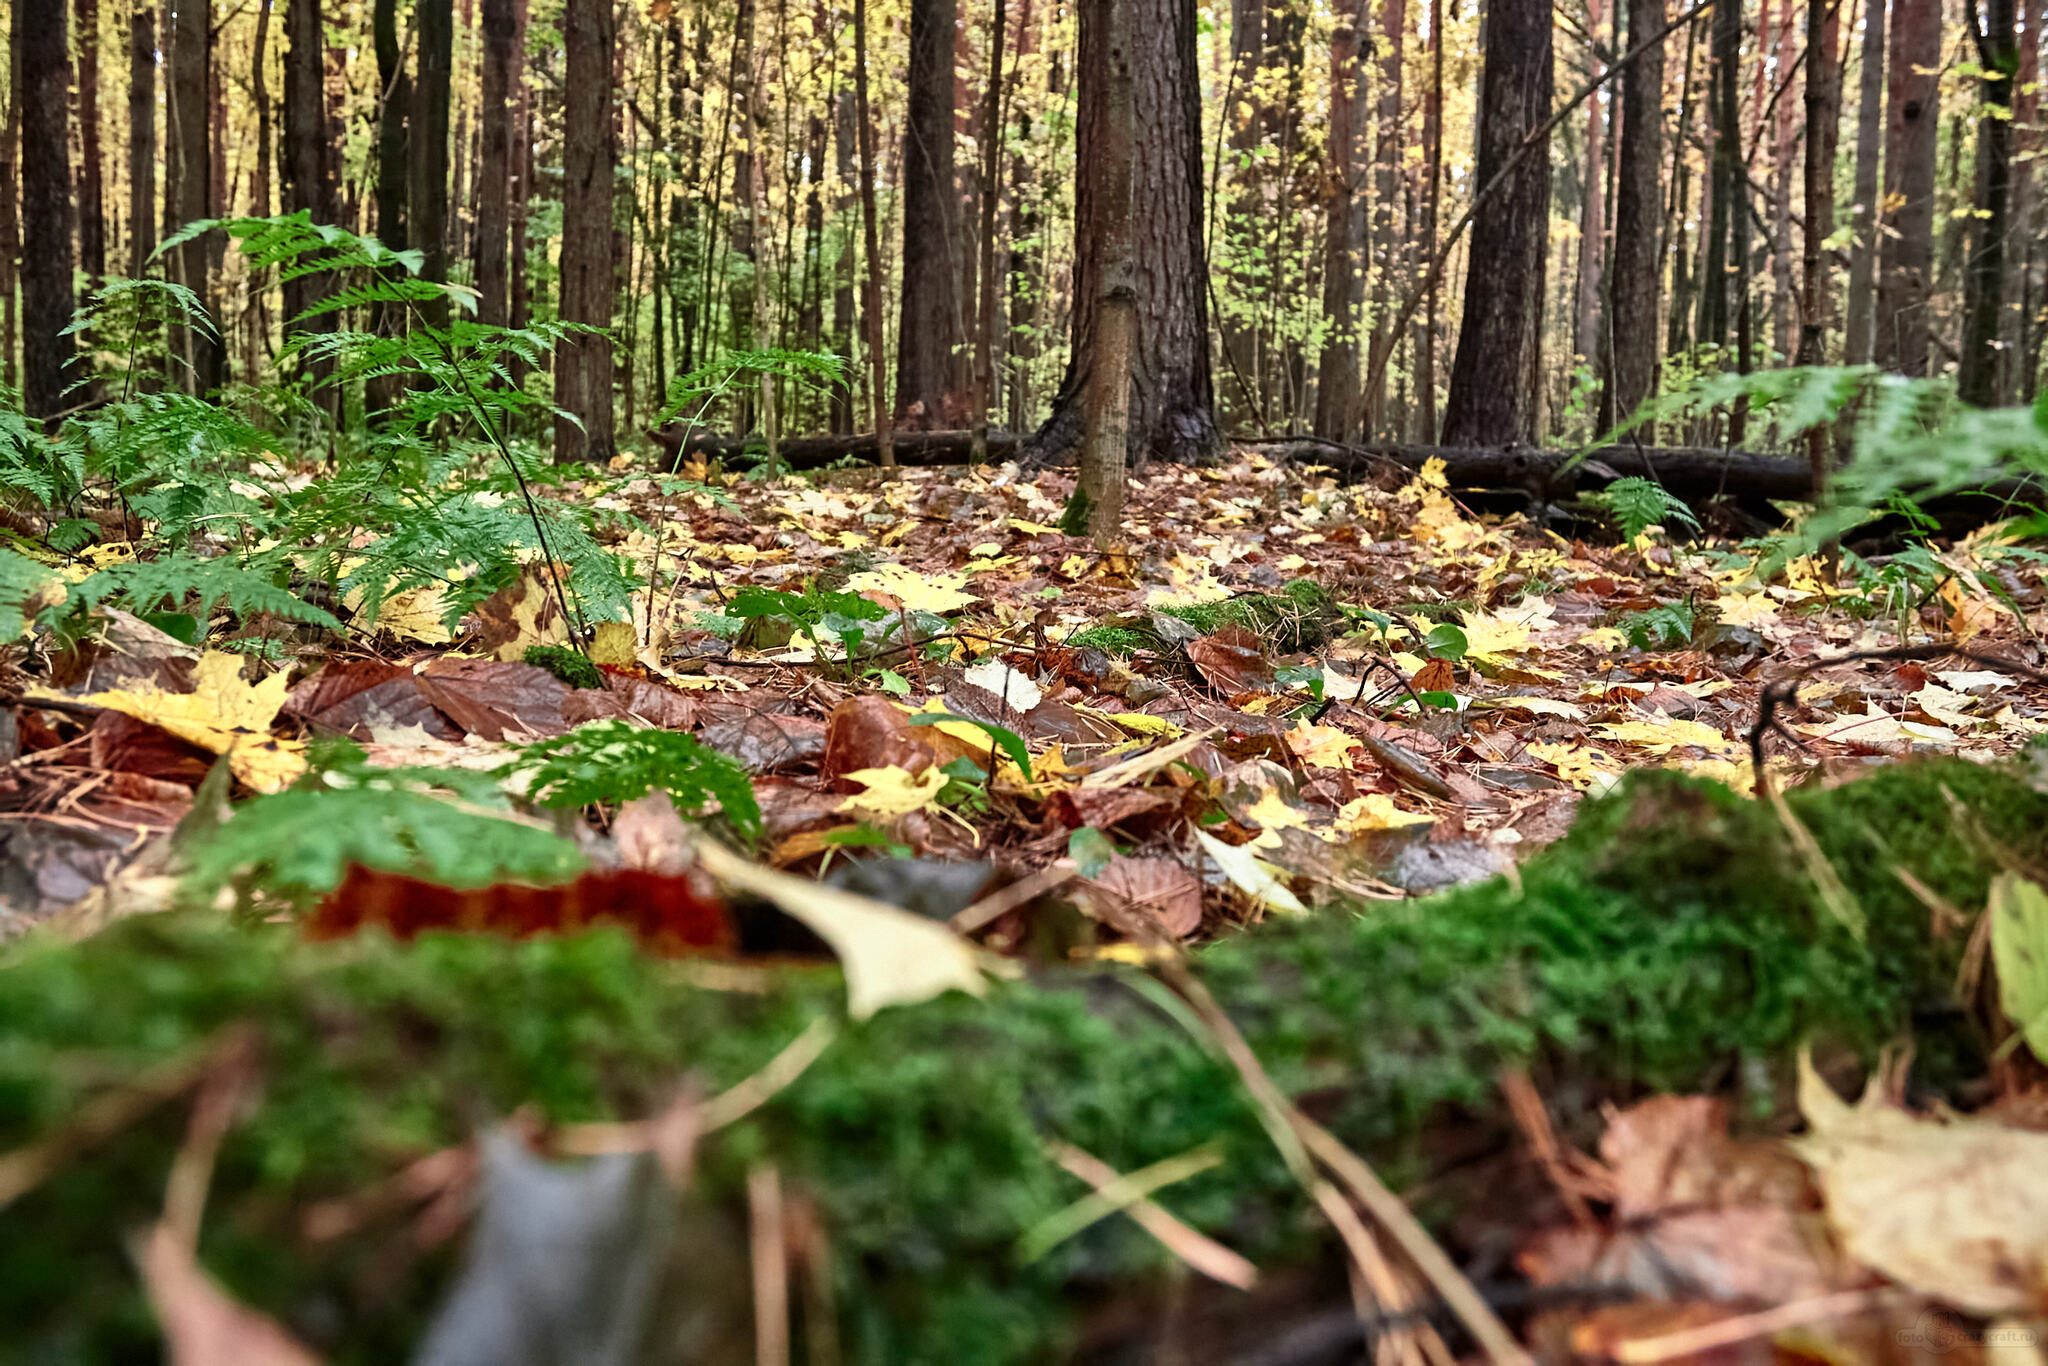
[1,759,2039,1363]
[1069,579,1339,656]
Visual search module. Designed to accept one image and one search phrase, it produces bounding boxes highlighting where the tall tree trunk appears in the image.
[1874,0,1938,374]
[1215,0,1265,426]
[411,0,453,330]
[1960,0,2015,405]
[282,0,335,399]
[728,0,758,430]
[170,0,221,393]
[1003,0,1043,433]
[971,0,1005,459]
[1844,0,1885,365]
[248,0,273,381]
[0,32,17,392]
[506,0,531,382]
[851,0,894,465]
[1312,3,1364,441]
[1602,0,1665,433]
[1769,0,1796,361]
[20,0,75,419]
[1078,0,1134,535]
[1799,0,1839,485]
[2002,0,2039,398]
[553,0,615,462]
[1363,0,1404,435]
[369,0,407,412]
[895,0,965,427]
[1697,0,1740,356]
[75,0,106,289]
[475,0,514,326]
[1664,13,1700,357]
[128,0,153,279]
[831,86,856,433]
[1573,0,1609,372]
[1440,0,1553,445]
[1415,0,1443,442]
[1029,0,1217,464]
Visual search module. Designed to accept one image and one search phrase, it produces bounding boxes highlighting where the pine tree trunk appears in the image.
[1440,0,1552,446]
[128,0,153,279]
[851,0,894,466]
[895,0,965,428]
[171,0,222,393]
[1078,0,1135,536]
[281,0,335,399]
[552,0,615,463]
[1311,5,1363,441]
[411,0,453,331]
[1843,0,1885,365]
[1416,0,1442,442]
[75,0,105,289]
[1572,0,1608,372]
[369,0,408,413]
[475,0,514,326]
[20,0,75,419]
[1602,0,1664,435]
[1959,0,2015,405]
[1875,0,1938,375]
[1029,0,1217,465]
[1798,0,1839,488]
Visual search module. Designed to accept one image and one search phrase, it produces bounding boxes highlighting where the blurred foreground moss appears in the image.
[2,758,2041,1363]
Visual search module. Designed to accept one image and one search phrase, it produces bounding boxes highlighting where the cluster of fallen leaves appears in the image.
[9,449,2048,1360]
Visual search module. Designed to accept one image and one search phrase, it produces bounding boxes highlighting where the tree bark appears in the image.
[895,0,966,428]
[1028,0,1217,465]
[410,0,453,330]
[1959,0,2015,405]
[1798,0,1839,491]
[1843,0,1885,365]
[1874,0,1937,375]
[75,0,105,290]
[170,0,222,394]
[1440,0,1553,446]
[830,86,856,434]
[1078,0,1135,535]
[852,0,893,466]
[1601,0,1664,434]
[20,0,75,419]
[1573,0,1609,371]
[128,1,153,279]
[971,0,1006,460]
[1363,0,1404,435]
[1416,0,1443,442]
[506,0,531,379]
[552,0,615,462]
[474,0,515,326]
[281,0,335,399]
[1311,5,1364,442]
[369,0,407,413]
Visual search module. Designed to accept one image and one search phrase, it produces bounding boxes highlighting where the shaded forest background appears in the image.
[0,0,2033,464]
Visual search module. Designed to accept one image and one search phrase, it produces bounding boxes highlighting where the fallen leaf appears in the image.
[1193,828,1307,915]
[845,562,978,613]
[1331,793,1434,834]
[693,838,990,1018]
[1075,856,1204,938]
[961,658,1043,712]
[1991,873,2048,1063]
[836,765,949,818]
[1594,711,1736,757]
[41,652,306,793]
[1284,720,1357,770]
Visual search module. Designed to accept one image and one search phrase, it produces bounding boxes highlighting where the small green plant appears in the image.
[503,719,762,838]
[1617,600,1698,650]
[524,643,607,690]
[1584,476,1702,542]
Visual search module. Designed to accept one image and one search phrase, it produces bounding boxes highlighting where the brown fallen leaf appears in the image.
[1076,855,1205,938]
[1185,625,1269,695]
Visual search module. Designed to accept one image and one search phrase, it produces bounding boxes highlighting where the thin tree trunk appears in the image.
[506,0,530,384]
[1602,0,1665,433]
[1363,0,1404,435]
[1770,0,1796,361]
[20,0,75,418]
[1078,0,1134,536]
[475,0,514,326]
[171,0,221,393]
[851,0,894,466]
[75,0,106,288]
[281,0,335,406]
[1003,0,1042,433]
[1665,13,1700,357]
[1029,0,1218,465]
[1960,0,2016,404]
[369,0,408,412]
[553,0,616,462]
[1441,0,1553,445]
[1573,0,1609,370]
[1799,0,1840,487]
[128,0,154,280]
[1874,0,1938,375]
[2002,0,2039,398]
[1311,4,1363,441]
[830,85,856,433]
[896,0,965,427]
[411,0,453,330]
[247,0,273,380]
[1843,0,1885,365]
[1416,0,1442,443]
[971,0,1006,460]
[0,32,17,392]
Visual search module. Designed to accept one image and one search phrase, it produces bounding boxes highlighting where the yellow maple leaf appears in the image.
[1525,740,1620,789]
[1242,785,1310,831]
[846,563,979,614]
[1285,720,1357,770]
[42,652,306,793]
[1332,794,1434,833]
[1008,518,1063,536]
[836,765,949,818]
[1593,711,1736,756]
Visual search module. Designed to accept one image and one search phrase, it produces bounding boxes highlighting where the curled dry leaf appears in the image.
[1185,626,1270,696]
[1075,855,1205,939]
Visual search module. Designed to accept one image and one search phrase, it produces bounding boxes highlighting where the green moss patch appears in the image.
[1,758,2040,1363]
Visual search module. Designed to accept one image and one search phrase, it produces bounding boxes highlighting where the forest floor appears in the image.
[6,446,2048,1362]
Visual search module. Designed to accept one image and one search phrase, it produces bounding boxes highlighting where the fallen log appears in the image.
[676,427,1025,469]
